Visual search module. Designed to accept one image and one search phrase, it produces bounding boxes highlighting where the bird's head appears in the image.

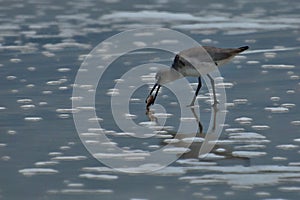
[155,68,183,85]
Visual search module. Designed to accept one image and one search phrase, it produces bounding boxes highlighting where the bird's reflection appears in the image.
[146,105,250,165]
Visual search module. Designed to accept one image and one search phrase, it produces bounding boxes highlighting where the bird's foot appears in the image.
[145,95,155,114]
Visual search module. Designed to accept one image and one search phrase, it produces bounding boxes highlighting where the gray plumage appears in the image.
[147,45,249,107]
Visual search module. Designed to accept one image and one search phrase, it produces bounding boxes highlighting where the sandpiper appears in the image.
[146,45,249,108]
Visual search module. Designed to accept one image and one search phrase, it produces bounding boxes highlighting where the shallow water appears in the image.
[1,0,300,199]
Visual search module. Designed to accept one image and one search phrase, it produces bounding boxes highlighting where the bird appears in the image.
[146,45,249,108]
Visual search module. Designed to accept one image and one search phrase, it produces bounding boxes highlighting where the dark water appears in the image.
[1,0,300,199]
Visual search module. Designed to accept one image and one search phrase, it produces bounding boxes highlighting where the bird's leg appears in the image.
[189,76,202,107]
[190,106,203,135]
[207,74,219,106]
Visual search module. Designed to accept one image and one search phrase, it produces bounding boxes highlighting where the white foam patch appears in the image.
[20,104,35,109]
[67,183,84,187]
[234,117,253,125]
[215,82,234,89]
[225,128,245,133]
[281,103,295,108]
[276,144,299,150]
[0,143,7,147]
[124,113,137,119]
[48,189,113,194]
[200,153,226,160]
[106,88,119,96]
[0,106,6,111]
[163,139,180,144]
[51,156,87,161]
[17,98,32,103]
[43,42,91,51]
[251,125,270,130]
[291,121,300,126]
[6,75,17,80]
[217,139,270,145]
[232,151,267,158]
[176,159,216,166]
[19,168,58,176]
[113,132,136,137]
[153,113,173,118]
[278,187,300,192]
[272,156,287,161]
[181,137,204,143]
[48,152,63,156]
[262,64,295,69]
[101,11,202,21]
[152,167,186,176]
[88,117,103,122]
[163,147,191,154]
[264,107,289,113]
[234,144,266,150]
[24,116,43,122]
[34,161,59,166]
[79,173,118,180]
[94,151,150,159]
[229,132,266,140]
[184,173,300,187]
[57,67,71,72]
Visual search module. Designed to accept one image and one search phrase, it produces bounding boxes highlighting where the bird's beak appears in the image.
[146,83,161,105]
